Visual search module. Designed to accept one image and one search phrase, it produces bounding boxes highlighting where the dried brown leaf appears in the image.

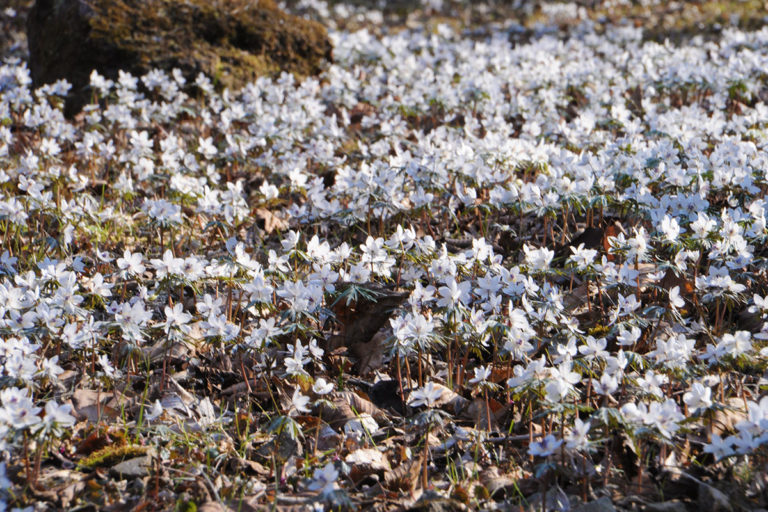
[466,398,499,430]
[383,453,423,493]
[253,207,288,234]
[328,283,409,353]
[199,502,234,512]
[69,389,123,423]
[33,469,88,508]
[480,466,518,499]
[711,397,747,437]
[146,338,193,363]
[351,327,389,375]
[346,448,390,483]
[337,390,389,423]
[426,382,470,415]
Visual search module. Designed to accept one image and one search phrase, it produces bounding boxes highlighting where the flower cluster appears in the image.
[1,1,768,507]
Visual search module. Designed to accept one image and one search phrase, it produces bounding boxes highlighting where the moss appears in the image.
[78,444,149,469]
[330,0,767,43]
[176,501,198,512]
[28,0,332,116]
[590,0,768,43]
[86,0,330,83]
[587,324,611,338]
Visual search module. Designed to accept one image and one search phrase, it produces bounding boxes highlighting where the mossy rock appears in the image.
[27,0,333,115]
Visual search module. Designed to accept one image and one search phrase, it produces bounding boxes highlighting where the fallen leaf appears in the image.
[319,390,389,429]
[383,453,423,492]
[426,382,470,415]
[75,431,114,456]
[480,466,518,499]
[344,413,379,439]
[199,502,234,512]
[328,283,409,354]
[351,327,389,375]
[69,389,122,423]
[463,396,506,431]
[367,379,408,415]
[253,207,288,234]
[711,398,748,437]
[345,448,390,483]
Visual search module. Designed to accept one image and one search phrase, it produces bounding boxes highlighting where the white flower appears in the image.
[544,378,571,403]
[43,401,76,429]
[290,388,311,416]
[579,336,608,359]
[408,382,443,408]
[660,215,682,242]
[721,331,752,357]
[703,434,734,460]
[523,244,554,271]
[309,462,339,496]
[691,212,715,239]
[528,434,563,457]
[617,293,641,317]
[626,227,649,261]
[281,230,300,252]
[616,325,641,347]
[98,354,122,380]
[436,278,472,309]
[284,340,311,377]
[468,365,492,386]
[85,273,113,297]
[197,136,217,159]
[0,387,41,429]
[565,418,591,452]
[259,180,279,200]
[145,400,164,422]
[568,243,597,270]
[163,303,191,333]
[593,372,619,395]
[196,293,223,317]
[312,378,334,395]
[731,430,759,454]
[647,399,684,439]
[683,382,712,412]
[669,286,685,309]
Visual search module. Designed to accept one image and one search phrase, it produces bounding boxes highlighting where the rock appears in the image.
[698,482,732,512]
[254,429,303,464]
[525,485,570,511]
[110,456,152,479]
[199,502,234,512]
[27,0,332,116]
[573,497,616,512]
[408,490,467,512]
[645,501,688,512]
[367,379,408,415]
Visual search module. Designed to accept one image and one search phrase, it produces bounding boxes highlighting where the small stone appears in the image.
[110,456,152,479]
